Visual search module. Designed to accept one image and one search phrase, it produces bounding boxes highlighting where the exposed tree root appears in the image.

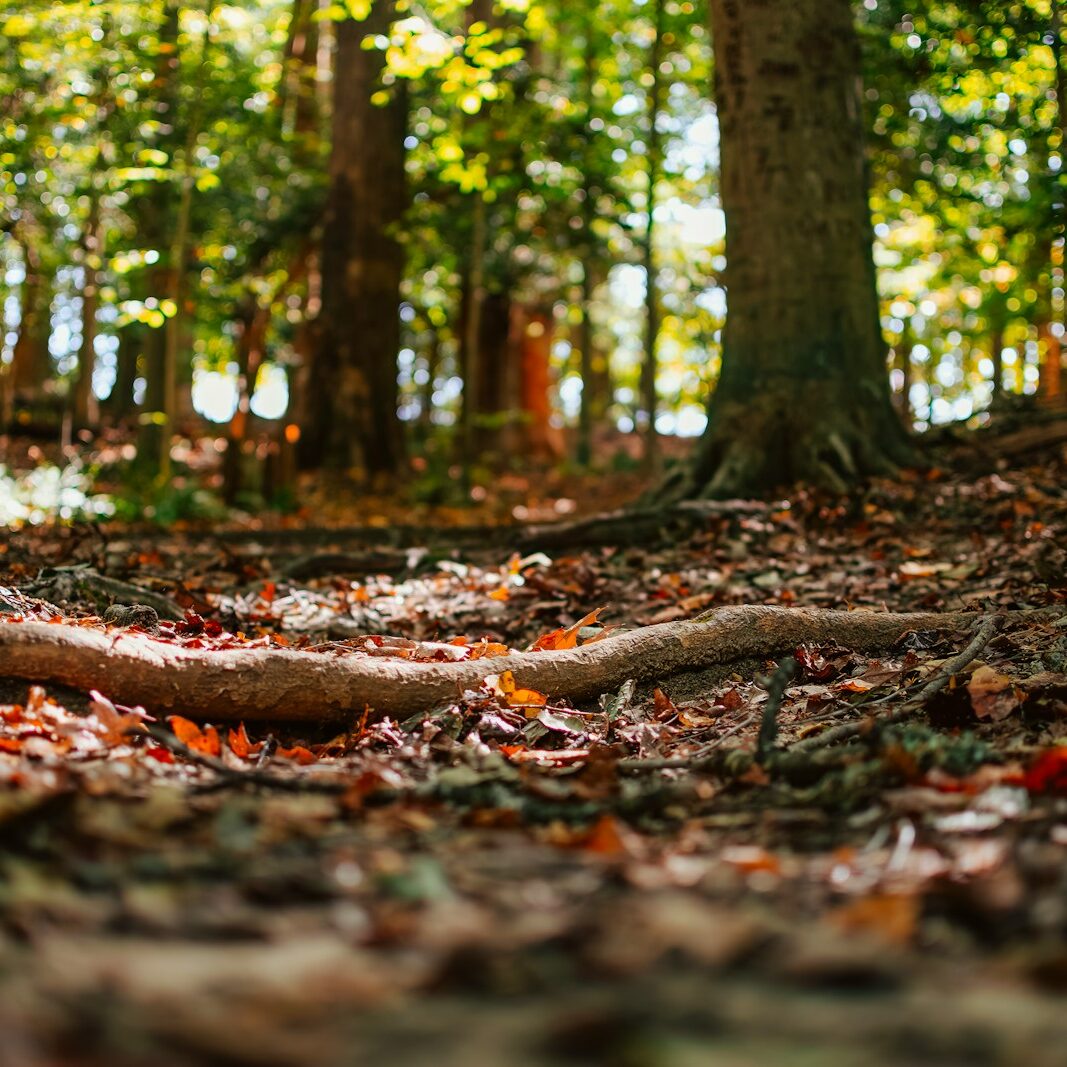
[25,566,184,621]
[660,389,919,502]
[0,606,981,723]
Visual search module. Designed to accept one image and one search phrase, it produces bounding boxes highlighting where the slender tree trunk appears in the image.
[640,0,664,467]
[311,1,407,481]
[893,324,913,429]
[102,327,140,425]
[460,193,488,480]
[1040,322,1062,401]
[136,0,180,472]
[518,305,561,461]
[989,322,1005,404]
[418,329,440,437]
[676,0,911,499]
[10,243,51,403]
[1044,3,1066,402]
[223,299,268,505]
[73,198,102,430]
[576,11,599,468]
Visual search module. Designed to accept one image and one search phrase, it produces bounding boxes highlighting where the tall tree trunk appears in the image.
[223,299,268,505]
[310,1,407,480]
[136,0,180,473]
[459,193,488,479]
[102,327,140,425]
[1039,322,1062,401]
[676,0,911,499]
[640,0,664,467]
[892,323,913,429]
[989,321,1005,405]
[10,245,52,404]
[73,198,102,430]
[576,8,600,468]
[517,305,562,461]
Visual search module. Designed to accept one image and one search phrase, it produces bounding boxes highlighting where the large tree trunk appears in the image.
[678,0,912,499]
[309,1,407,480]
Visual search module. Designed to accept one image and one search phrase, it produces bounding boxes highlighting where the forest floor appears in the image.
[1,439,1067,1066]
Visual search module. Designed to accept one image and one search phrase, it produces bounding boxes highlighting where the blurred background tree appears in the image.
[1,0,1064,509]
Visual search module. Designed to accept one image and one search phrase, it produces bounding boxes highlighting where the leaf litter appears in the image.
[1,459,1067,1064]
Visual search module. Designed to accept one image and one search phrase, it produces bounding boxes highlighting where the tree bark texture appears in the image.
[312,1,407,480]
[684,0,911,499]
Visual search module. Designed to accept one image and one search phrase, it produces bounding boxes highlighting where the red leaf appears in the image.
[1023,747,1067,795]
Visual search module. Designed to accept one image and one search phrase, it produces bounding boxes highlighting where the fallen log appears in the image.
[0,606,981,723]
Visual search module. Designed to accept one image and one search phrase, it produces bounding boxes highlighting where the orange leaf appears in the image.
[581,813,631,856]
[488,586,510,601]
[830,893,918,946]
[532,607,605,651]
[508,688,548,709]
[276,744,317,765]
[721,845,780,875]
[228,722,264,760]
[469,641,509,660]
[168,715,221,757]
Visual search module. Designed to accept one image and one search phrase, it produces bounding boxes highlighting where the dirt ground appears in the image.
[1,450,1066,1066]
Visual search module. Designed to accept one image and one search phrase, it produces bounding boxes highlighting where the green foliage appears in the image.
[2,0,1065,469]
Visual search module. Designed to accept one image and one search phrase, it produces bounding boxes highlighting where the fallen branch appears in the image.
[133,723,346,793]
[0,606,980,722]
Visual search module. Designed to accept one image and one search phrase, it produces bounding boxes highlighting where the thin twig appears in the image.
[133,723,346,792]
[792,615,1000,753]
[618,712,755,771]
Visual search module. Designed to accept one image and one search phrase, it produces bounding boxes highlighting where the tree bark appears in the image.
[517,305,562,461]
[640,0,664,467]
[1039,322,1062,401]
[989,321,1005,404]
[9,238,52,406]
[135,0,180,473]
[310,1,407,481]
[73,197,102,431]
[676,0,912,499]
[102,327,140,426]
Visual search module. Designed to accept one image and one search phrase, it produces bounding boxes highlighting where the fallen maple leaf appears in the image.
[88,690,148,747]
[531,607,605,651]
[485,669,548,710]
[169,715,221,757]
[967,665,1020,721]
[227,722,264,760]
